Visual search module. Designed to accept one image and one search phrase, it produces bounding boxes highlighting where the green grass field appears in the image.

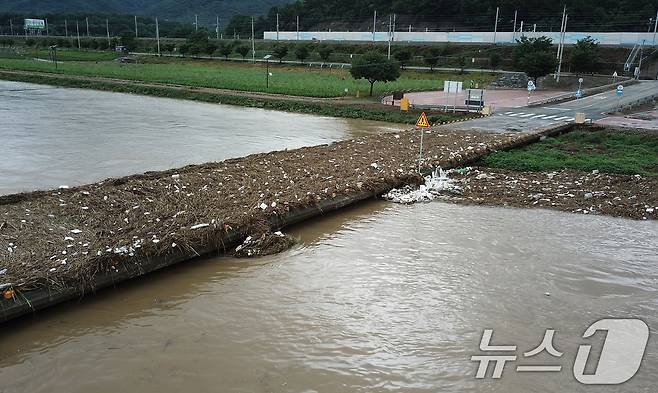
[480,129,658,176]
[0,48,118,62]
[0,55,494,98]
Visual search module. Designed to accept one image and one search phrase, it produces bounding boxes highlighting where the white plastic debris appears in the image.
[190,223,210,230]
[171,174,181,180]
[259,203,268,210]
[384,168,461,204]
[70,229,83,234]
[0,269,7,275]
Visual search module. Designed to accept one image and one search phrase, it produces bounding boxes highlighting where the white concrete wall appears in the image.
[264,31,657,46]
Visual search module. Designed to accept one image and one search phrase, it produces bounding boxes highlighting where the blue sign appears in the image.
[616,90,623,97]
[575,89,583,99]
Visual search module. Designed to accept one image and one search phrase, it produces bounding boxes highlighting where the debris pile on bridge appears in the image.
[0,128,521,293]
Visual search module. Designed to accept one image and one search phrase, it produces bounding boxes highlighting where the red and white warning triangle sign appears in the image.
[416,112,430,128]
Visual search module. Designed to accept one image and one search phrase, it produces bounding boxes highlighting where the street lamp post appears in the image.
[263,54,272,88]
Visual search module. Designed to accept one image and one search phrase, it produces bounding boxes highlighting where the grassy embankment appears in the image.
[0,53,494,98]
[0,50,491,124]
[480,129,658,176]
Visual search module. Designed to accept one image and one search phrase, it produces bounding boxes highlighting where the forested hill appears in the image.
[225,0,658,36]
[0,0,292,25]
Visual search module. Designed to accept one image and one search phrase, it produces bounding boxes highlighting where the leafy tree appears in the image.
[272,43,289,63]
[186,30,210,55]
[457,56,467,74]
[294,44,310,63]
[512,36,558,83]
[317,44,334,64]
[569,36,600,74]
[218,42,233,59]
[350,50,400,96]
[206,41,219,55]
[489,52,501,70]
[423,46,444,71]
[162,42,176,53]
[119,32,135,51]
[393,48,412,69]
[236,44,250,60]
[178,43,190,56]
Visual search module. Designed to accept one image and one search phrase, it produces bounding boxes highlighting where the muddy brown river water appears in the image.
[0,81,406,195]
[1,202,657,393]
[0,82,657,393]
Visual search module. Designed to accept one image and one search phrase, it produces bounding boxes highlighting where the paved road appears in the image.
[448,80,658,132]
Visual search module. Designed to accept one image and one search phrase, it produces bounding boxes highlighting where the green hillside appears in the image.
[0,0,292,25]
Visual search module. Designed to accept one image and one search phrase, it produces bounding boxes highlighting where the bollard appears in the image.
[481,105,492,115]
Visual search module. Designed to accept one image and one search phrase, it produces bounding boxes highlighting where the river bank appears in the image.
[389,127,658,219]
[449,168,657,220]
[0,69,475,125]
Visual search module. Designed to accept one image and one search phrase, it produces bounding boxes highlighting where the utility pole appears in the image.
[86,17,90,37]
[195,14,198,31]
[556,14,568,82]
[520,21,524,36]
[106,19,110,46]
[251,17,255,61]
[512,10,517,42]
[387,14,392,59]
[556,6,566,61]
[296,15,300,41]
[392,13,396,42]
[555,6,566,80]
[134,15,138,37]
[533,23,536,32]
[276,13,279,41]
[654,10,658,46]
[493,7,499,44]
[9,19,13,36]
[216,16,220,39]
[373,10,377,42]
[45,18,49,36]
[64,20,67,37]
[76,20,81,49]
[155,17,161,56]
